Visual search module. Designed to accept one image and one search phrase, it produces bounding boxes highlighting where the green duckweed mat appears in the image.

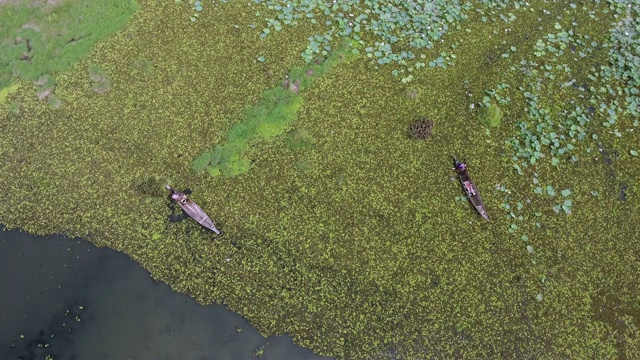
[1,0,639,358]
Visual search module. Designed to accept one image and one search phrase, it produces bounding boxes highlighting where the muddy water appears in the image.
[0,228,332,360]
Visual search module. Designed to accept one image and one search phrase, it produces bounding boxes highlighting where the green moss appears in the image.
[193,44,352,177]
[294,159,311,172]
[192,150,215,172]
[256,93,303,139]
[7,102,21,114]
[0,83,20,105]
[478,103,503,127]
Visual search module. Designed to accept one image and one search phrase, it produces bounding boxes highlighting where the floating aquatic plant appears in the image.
[478,102,503,128]
[88,65,111,94]
[494,0,640,175]
[235,0,512,76]
[193,42,353,177]
[407,118,434,140]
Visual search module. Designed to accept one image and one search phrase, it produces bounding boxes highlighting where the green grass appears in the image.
[0,0,138,89]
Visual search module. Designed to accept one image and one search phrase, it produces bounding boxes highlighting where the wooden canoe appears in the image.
[165,185,221,234]
[453,157,490,222]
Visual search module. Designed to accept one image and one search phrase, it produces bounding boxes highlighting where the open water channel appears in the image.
[0,227,332,360]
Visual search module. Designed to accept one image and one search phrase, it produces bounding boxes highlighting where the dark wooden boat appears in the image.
[453,156,490,222]
[165,185,221,234]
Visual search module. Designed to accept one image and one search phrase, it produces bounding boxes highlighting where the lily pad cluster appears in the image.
[503,28,601,168]
[256,1,468,55]
[480,0,640,324]
[601,2,640,119]
[247,0,476,74]
[191,0,535,80]
[482,1,640,173]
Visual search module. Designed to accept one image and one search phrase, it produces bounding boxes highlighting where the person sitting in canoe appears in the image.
[453,156,490,221]
[171,192,188,205]
[455,162,477,196]
[463,181,477,196]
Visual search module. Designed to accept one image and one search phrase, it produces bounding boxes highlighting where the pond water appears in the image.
[0,227,332,360]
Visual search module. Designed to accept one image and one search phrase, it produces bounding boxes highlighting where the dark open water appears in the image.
[0,228,332,360]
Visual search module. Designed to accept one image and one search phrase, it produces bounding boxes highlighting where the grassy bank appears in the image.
[0,0,138,90]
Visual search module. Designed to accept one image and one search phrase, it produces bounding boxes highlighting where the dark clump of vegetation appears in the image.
[132,176,167,198]
[407,118,434,140]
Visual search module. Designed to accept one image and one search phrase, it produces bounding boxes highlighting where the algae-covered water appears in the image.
[1,0,639,359]
[0,227,331,360]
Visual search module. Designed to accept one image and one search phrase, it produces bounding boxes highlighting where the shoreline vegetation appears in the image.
[0,0,138,89]
[1,0,639,359]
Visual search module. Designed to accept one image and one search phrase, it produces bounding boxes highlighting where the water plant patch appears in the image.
[192,42,353,177]
[194,0,537,81]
